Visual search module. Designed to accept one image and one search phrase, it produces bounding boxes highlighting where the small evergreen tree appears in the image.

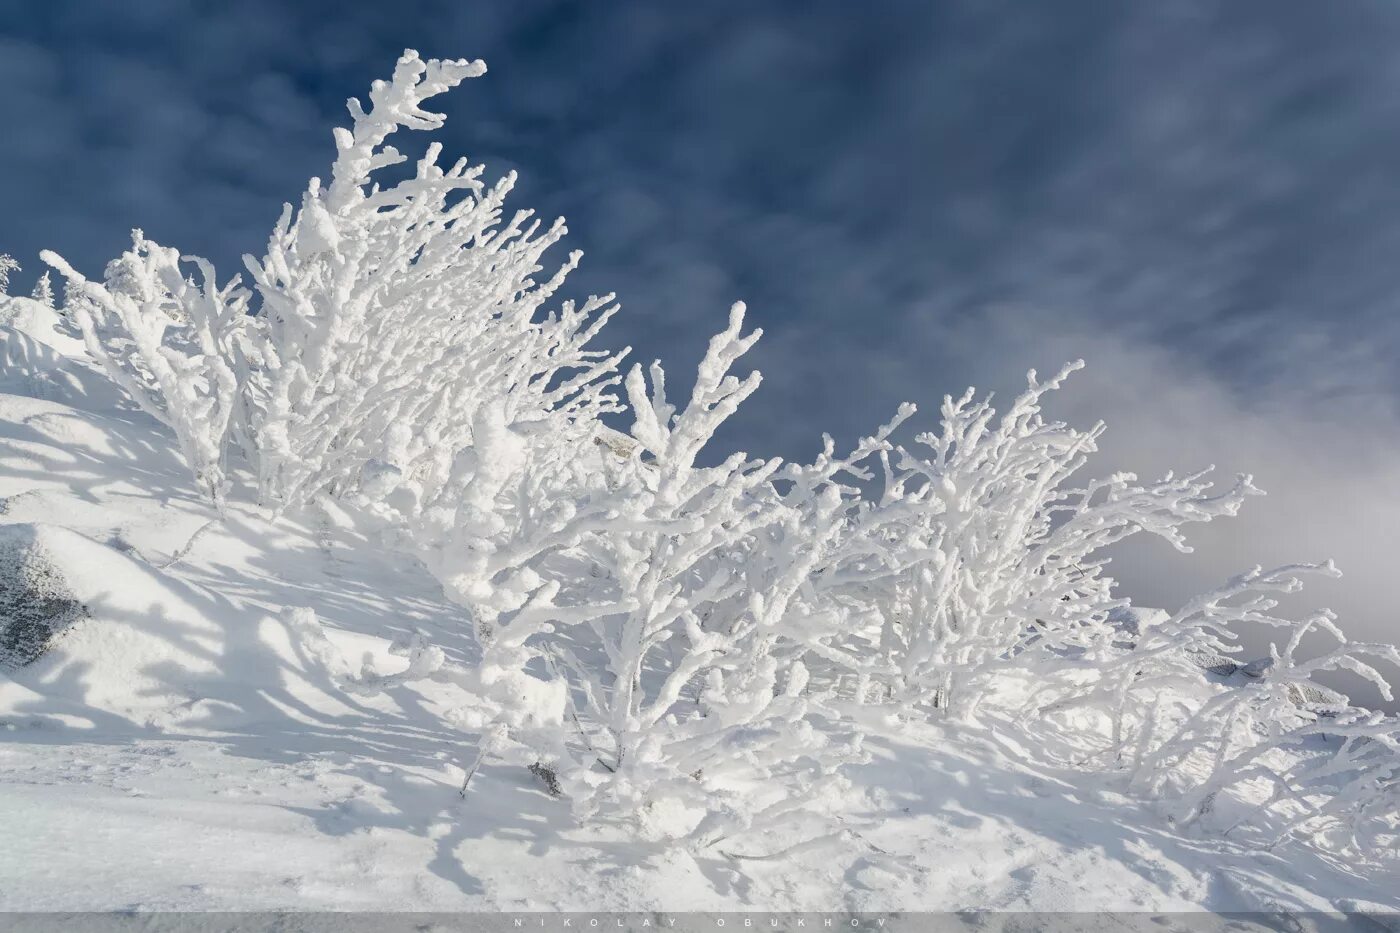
[0,254,18,295]
[29,271,54,308]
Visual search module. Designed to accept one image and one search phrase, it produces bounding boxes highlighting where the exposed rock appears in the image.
[528,761,563,798]
[1190,651,1240,677]
[1189,649,1340,713]
[1286,682,1341,711]
[0,523,89,667]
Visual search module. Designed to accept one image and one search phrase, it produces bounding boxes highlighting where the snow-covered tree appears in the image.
[765,365,1400,857]
[242,49,646,789]
[0,254,18,294]
[29,271,54,308]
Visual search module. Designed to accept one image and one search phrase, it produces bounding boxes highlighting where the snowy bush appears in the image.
[344,307,867,852]
[240,50,656,793]
[768,365,1400,858]
[240,50,626,514]
[540,305,866,850]
[26,46,1400,864]
[1027,561,1400,859]
[778,362,1259,721]
[39,51,624,519]
[41,235,249,506]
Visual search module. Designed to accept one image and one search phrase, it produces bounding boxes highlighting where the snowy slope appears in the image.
[0,295,1395,913]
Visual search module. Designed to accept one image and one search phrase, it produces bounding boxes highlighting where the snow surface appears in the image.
[0,296,1396,914]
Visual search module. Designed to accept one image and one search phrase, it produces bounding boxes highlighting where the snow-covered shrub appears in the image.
[754,362,1398,857]
[526,305,867,851]
[240,50,626,514]
[788,363,1258,721]
[40,235,249,506]
[354,424,638,776]
[1028,561,1400,858]
[1274,710,1400,857]
[24,46,1397,865]
[327,306,869,852]
[37,51,624,520]
[224,61,642,783]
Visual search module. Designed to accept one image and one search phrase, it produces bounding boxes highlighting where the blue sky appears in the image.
[2,1,1398,660]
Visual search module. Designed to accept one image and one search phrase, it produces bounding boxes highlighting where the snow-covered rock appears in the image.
[1106,605,1167,646]
[1192,650,1242,677]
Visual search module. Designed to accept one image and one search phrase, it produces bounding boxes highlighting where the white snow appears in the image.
[0,297,1395,913]
[1,50,1396,919]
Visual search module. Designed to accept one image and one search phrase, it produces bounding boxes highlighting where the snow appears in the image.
[1,51,1396,919]
[0,297,1395,913]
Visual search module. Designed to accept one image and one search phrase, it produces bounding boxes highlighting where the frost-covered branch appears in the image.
[240,49,626,515]
[41,234,248,506]
[531,305,867,850]
[789,364,1259,719]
